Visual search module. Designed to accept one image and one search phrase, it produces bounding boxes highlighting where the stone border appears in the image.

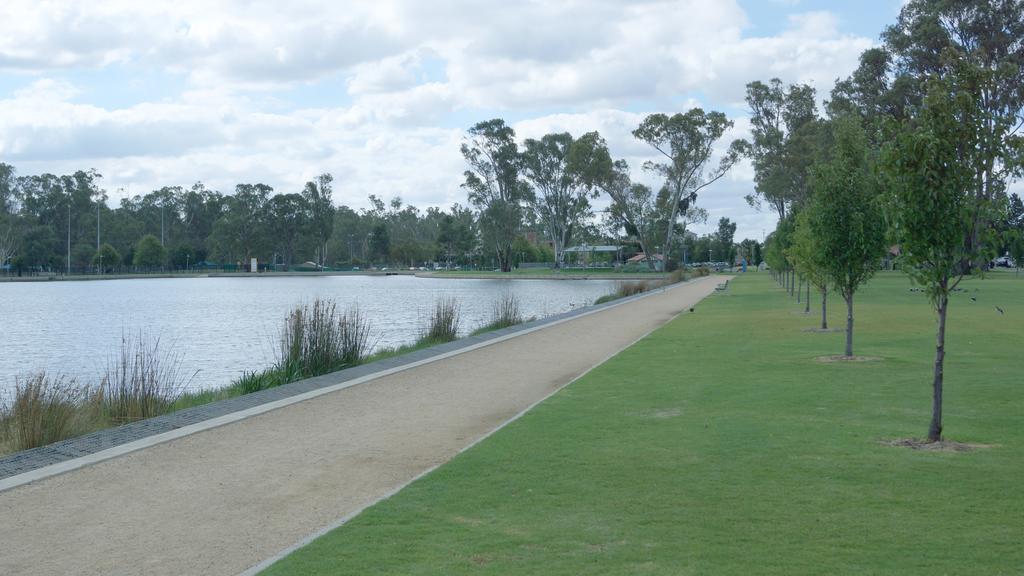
[0,280,685,489]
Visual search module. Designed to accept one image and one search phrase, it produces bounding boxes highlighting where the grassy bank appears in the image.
[263,271,1023,575]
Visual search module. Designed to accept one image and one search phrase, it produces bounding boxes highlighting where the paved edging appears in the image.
[0,279,688,492]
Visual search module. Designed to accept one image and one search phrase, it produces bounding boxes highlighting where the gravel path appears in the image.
[0,276,720,576]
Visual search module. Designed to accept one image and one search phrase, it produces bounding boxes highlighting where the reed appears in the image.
[100,332,193,424]
[420,296,461,345]
[2,373,89,451]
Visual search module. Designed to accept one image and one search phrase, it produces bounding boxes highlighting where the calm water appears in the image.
[0,275,617,393]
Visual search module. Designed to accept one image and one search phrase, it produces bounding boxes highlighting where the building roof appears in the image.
[626,253,664,263]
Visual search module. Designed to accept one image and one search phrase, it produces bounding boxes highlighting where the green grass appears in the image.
[263,271,1024,575]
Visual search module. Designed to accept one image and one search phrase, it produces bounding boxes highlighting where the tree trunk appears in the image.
[805,279,810,314]
[821,288,828,330]
[928,294,949,442]
[844,294,854,357]
[797,276,802,303]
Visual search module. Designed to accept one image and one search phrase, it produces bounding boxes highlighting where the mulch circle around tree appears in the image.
[881,438,996,452]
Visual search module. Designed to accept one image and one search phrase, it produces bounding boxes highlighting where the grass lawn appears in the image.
[263,271,1024,575]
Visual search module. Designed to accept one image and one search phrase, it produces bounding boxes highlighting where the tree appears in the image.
[805,117,886,357]
[633,110,747,270]
[92,243,121,273]
[461,119,529,272]
[790,213,832,330]
[436,205,476,269]
[745,79,820,218]
[369,223,390,263]
[266,193,310,266]
[71,243,95,270]
[601,162,660,270]
[303,174,335,266]
[0,221,16,270]
[134,234,167,269]
[712,217,737,263]
[520,131,609,268]
[879,0,1024,258]
[882,69,1007,442]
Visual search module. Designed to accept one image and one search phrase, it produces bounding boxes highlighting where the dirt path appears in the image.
[0,276,720,576]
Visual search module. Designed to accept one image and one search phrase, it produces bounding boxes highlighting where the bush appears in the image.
[421,297,461,344]
[101,332,192,423]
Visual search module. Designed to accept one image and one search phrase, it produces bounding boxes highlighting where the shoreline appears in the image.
[0,269,670,283]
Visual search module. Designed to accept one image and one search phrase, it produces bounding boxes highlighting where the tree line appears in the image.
[756,0,1024,442]
[0,110,758,274]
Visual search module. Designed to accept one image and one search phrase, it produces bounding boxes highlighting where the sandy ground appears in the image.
[0,276,720,576]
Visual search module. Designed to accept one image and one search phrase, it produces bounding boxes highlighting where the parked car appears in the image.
[992,256,1016,268]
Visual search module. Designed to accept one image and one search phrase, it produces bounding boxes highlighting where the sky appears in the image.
[0,0,911,241]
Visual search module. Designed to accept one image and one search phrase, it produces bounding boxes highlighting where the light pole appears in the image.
[66,198,71,275]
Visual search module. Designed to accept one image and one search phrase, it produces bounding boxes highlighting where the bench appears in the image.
[715,279,730,292]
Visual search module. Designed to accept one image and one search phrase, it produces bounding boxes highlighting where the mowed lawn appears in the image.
[264,271,1024,575]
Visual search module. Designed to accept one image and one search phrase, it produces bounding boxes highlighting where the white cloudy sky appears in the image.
[0,0,908,241]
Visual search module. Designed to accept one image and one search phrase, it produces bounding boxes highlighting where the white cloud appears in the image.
[0,0,880,241]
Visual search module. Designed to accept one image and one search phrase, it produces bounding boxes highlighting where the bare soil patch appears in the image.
[814,355,883,363]
[881,438,996,452]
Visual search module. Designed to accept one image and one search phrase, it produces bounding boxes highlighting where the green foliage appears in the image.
[133,234,166,269]
[633,110,747,270]
[462,119,528,272]
[92,243,121,272]
[806,117,886,300]
[882,74,1001,304]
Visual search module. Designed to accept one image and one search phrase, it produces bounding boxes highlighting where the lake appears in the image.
[0,275,617,394]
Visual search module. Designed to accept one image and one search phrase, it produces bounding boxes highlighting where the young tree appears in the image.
[883,67,1014,442]
[806,117,887,357]
[92,243,120,273]
[520,131,609,268]
[790,213,831,329]
[134,234,167,269]
[633,110,747,270]
[461,119,529,272]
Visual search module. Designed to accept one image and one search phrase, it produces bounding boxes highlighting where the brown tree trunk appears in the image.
[845,294,854,357]
[928,294,949,442]
[820,288,828,330]
[797,276,802,303]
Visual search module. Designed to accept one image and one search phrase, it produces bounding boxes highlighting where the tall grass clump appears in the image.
[594,280,654,305]
[420,296,461,345]
[279,299,373,379]
[101,332,193,424]
[472,293,525,335]
[2,373,91,451]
